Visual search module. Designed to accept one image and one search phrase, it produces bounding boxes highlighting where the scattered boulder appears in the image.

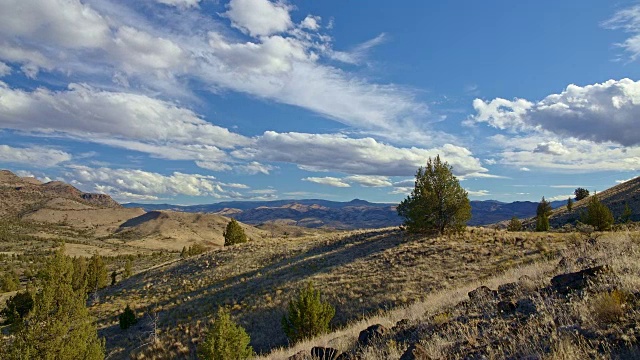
[289,350,308,360]
[515,298,537,316]
[357,324,388,347]
[399,343,430,360]
[550,266,609,294]
[497,282,518,299]
[468,286,497,301]
[311,347,341,360]
[497,300,516,315]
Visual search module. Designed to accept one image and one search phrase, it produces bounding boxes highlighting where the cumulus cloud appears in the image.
[489,133,640,172]
[533,141,569,156]
[303,177,350,188]
[0,82,249,162]
[344,175,392,187]
[472,79,640,146]
[223,0,292,37]
[241,131,490,177]
[65,165,226,198]
[0,145,72,167]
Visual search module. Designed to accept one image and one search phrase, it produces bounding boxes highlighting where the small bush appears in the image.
[507,216,522,232]
[282,282,335,344]
[1,271,19,292]
[119,305,137,330]
[591,290,627,324]
[198,307,253,360]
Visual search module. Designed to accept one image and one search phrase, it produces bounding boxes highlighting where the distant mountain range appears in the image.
[124,198,567,229]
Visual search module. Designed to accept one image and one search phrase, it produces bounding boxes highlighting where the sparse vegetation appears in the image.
[119,304,137,330]
[507,216,522,231]
[198,307,254,360]
[1,247,104,359]
[224,219,248,246]
[282,282,336,344]
[582,193,614,231]
[535,197,552,231]
[397,155,471,234]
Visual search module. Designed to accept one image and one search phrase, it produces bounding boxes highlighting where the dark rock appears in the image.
[289,350,308,360]
[335,353,356,360]
[497,282,518,298]
[311,347,341,360]
[515,298,537,316]
[468,286,497,301]
[357,324,388,347]
[550,266,609,294]
[399,343,430,360]
[497,300,516,315]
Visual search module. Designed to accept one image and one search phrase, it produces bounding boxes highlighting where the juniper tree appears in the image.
[224,219,248,246]
[397,155,471,235]
[574,188,590,201]
[86,253,108,293]
[567,197,573,212]
[1,247,104,359]
[198,307,253,360]
[621,203,633,223]
[507,216,522,232]
[123,257,133,279]
[282,282,335,344]
[582,193,614,231]
[536,197,552,232]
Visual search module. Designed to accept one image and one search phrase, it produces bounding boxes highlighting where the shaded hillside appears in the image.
[115,210,268,251]
[125,199,566,229]
[469,200,564,226]
[547,176,640,227]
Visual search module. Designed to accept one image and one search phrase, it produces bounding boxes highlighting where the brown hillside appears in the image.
[115,210,268,251]
[549,176,640,226]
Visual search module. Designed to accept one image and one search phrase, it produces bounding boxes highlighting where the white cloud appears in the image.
[472,79,640,147]
[392,179,415,188]
[519,167,531,172]
[112,26,187,73]
[242,131,490,177]
[0,0,111,49]
[65,165,226,198]
[344,175,392,187]
[489,133,640,172]
[0,145,72,167]
[466,189,489,197]
[234,161,275,175]
[0,82,248,161]
[155,0,201,8]
[547,194,573,202]
[223,0,293,37]
[603,5,640,61]
[303,177,350,188]
[389,187,412,195]
[0,62,10,77]
[300,15,321,31]
[616,177,638,184]
[330,33,387,65]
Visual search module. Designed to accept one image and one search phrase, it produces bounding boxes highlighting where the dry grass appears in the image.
[93,227,569,359]
[258,230,640,360]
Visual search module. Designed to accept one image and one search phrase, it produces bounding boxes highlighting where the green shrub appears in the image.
[507,216,522,232]
[1,290,33,326]
[224,219,248,246]
[198,307,253,360]
[281,282,335,344]
[582,193,614,231]
[1,271,19,292]
[119,305,137,330]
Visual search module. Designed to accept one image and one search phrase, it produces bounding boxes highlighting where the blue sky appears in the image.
[1,0,639,204]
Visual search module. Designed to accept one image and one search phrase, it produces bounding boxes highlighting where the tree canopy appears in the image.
[582,193,614,231]
[397,155,471,235]
[536,197,552,232]
[574,188,590,201]
[224,219,248,246]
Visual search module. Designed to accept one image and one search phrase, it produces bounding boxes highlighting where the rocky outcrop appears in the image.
[550,265,609,294]
[399,344,430,360]
[357,324,389,347]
